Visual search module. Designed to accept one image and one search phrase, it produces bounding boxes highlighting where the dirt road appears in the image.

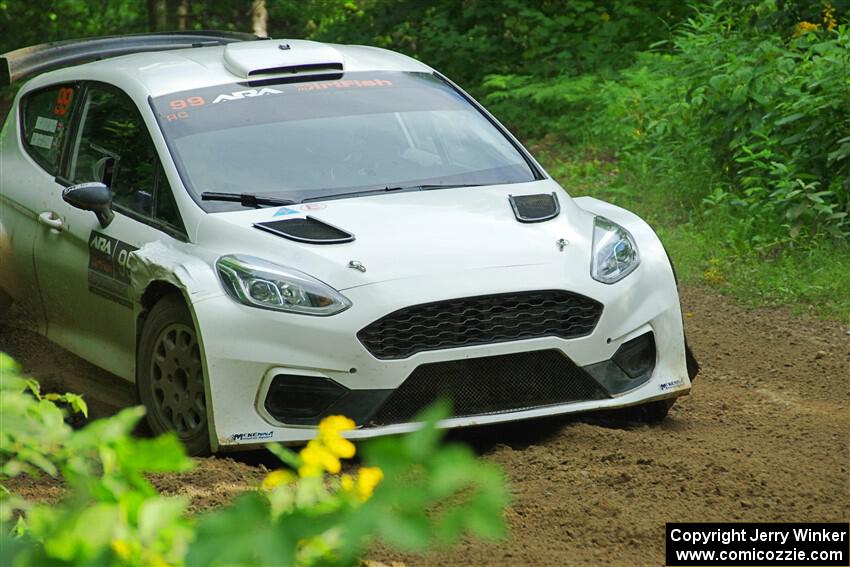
[2,286,848,565]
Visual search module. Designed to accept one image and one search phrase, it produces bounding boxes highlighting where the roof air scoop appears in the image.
[223,40,344,79]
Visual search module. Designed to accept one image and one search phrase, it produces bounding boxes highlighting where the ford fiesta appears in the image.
[0,32,697,455]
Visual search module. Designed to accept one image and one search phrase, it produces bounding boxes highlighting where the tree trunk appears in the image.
[176,0,189,30]
[252,0,268,38]
[165,0,179,29]
[147,0,168,31]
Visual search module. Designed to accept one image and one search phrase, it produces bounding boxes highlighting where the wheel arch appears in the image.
[136,280,186,338]
[135,278,218,453]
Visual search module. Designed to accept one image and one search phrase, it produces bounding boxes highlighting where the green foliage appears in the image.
[0,0,148,54]
[187,403,508,567]
[310,0,692,93]
[483,3,850,246]
[657,8,850,243]
[0,353,87,479]
[1,353,195,566]
[0,0,311,54]
[0,356,508,566]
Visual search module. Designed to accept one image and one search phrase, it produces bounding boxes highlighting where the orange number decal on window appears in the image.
[169,96,205,111]
[52,87,74,116]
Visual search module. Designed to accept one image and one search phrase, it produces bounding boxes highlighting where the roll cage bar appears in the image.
[1,31,267,86]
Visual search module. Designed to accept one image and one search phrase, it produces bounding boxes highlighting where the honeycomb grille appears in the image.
[368,349,609,426]
[357,290,603,360]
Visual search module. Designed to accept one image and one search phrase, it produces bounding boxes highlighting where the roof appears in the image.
[23,38,434,98]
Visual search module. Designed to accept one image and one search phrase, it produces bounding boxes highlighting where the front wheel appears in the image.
[635,398,675,424]
[137,294,211,456]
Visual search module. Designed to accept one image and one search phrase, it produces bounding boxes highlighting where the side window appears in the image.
[153,163,184,231]
[69,85,184,233]
[21,84,76,173]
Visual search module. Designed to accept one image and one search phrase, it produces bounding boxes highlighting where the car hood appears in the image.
[196,180,593,291]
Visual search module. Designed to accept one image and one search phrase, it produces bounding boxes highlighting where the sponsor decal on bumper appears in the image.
[659,378,684,392]
[230,431,273,442]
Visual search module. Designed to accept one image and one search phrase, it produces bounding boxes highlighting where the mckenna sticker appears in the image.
[659,378,684,391]
[230,431,273,441]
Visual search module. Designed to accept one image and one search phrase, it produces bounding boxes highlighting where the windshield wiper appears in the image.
[301,185,413,203]
[201,192,297,208]
[390,183,485,191]
[301,183,484,203]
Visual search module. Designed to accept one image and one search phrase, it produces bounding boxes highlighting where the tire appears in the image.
[137,293,211,456]
[635,398,675,424]
[607,398,675,425]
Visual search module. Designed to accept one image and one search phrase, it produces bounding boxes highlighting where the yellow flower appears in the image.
[340,473,355,492]
[823,2,837,31]
[111,539,132,561]
[356,466,384,501]
[318,415,355,437]
[324,435,356,459]
[600,12,610,22]
[294,416,359,477]
[298,463,322,477]
[702,259,725,286]
[299,439,341,476]
[262,468,296,490]
[793,21,821,37]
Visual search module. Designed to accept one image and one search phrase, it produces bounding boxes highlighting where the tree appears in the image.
[252,0,268,38]
[147,0,167,31]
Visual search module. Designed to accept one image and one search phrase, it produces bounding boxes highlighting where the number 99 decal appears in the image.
[169,96,205,110]
[52,87,74,117]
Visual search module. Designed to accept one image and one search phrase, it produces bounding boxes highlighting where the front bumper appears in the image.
[191,245,694,450]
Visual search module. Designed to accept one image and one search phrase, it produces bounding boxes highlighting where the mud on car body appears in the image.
[0,32,697,455]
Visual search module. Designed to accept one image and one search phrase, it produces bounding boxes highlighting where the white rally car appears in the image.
[0,32,697,454]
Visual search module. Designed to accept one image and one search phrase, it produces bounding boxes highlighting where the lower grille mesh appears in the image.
[368,349,609,426]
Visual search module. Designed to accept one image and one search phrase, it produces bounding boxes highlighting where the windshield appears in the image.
[151,72,538,212]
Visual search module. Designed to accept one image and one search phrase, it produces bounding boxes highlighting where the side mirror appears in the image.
[62,182,114,228]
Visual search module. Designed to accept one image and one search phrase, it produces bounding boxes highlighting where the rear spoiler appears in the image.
[1,31,267,87]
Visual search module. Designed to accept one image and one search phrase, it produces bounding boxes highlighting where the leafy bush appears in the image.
[658,7,849,243]
[484,3,849,245]
[0,353,509,566]
[310,0,693,93]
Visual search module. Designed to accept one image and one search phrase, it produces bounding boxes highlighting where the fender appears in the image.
[574,196,700,381]
[128,240,224,450]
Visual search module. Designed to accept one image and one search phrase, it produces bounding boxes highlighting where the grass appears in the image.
[531,141,850,324]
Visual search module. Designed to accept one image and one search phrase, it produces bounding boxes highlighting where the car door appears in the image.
[33,81,187,380]
[0,83,82,332]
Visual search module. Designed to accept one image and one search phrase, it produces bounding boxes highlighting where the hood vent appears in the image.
[509,193,560,223]
[223,40,344,79]
[254,217,354,244]
[248,62,342,77]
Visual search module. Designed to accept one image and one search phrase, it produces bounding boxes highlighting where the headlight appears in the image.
[216,255,351,316]
[591,217,639,284]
